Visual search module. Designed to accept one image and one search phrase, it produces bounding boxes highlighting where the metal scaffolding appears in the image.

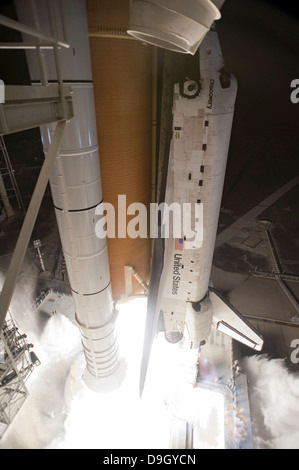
[0,0,71,437]
[0,0,71,330]
[0,310,40,439]
[0,135,25,216]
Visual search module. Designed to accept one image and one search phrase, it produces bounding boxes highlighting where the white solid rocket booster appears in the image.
[15,0,120,390]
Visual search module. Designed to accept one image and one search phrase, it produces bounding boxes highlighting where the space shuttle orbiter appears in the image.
[139,30,263,393]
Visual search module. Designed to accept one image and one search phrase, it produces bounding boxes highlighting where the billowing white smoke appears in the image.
[242,355,299,449]
[0,269,39,338]
[1,275,299,450]
[0,311,82,449]
[0,297,158,449]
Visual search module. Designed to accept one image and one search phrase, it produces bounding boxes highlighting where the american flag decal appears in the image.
[175,238,183,251]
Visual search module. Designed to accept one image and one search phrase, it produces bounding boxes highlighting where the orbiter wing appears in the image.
[209,288,263,351]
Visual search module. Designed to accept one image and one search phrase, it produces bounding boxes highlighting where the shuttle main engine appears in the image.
[15,0,120,391]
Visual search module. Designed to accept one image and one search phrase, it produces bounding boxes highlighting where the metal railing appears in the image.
[0,0,70,115]
[0,135,25,214]
[0,0,71,328]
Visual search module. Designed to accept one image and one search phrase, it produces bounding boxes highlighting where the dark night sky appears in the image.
[216,0,299,218]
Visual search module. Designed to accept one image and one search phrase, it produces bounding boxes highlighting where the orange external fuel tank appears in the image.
[86,0,154,299]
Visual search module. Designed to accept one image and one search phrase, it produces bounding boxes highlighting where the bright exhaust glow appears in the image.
[192,388,225,449]
[0,296,225,449]
[168,383,225,449]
